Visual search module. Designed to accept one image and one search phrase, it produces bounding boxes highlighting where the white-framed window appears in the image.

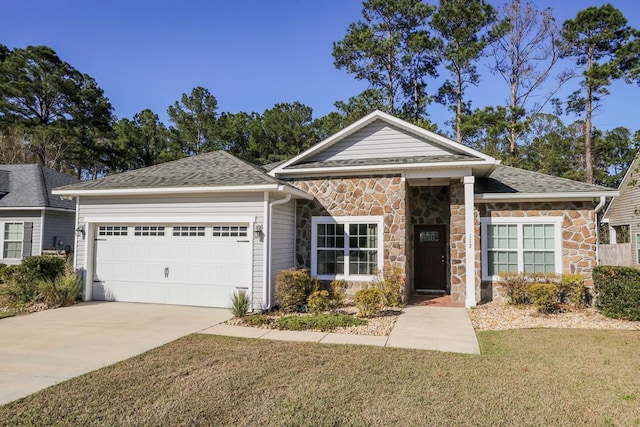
[134,226,165,237]
[636,234,640,264]
[212,225,248,237]
[481,216,563,280]
[311,216,384,281]
[173,226,205,237]
[3,222,23,259]
[98,226,128,236]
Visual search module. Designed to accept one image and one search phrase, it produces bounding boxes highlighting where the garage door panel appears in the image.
[93,224,252,308]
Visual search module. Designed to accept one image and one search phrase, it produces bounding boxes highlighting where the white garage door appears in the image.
[93,224,252,308]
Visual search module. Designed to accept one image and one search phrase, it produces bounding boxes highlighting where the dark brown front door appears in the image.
[414,225,447,293]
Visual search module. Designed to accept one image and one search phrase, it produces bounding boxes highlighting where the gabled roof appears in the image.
[0,164,78,210]
[270,110,498,177]
[53,151,312,199]
[476,165,618,202]
[602,152,640,220]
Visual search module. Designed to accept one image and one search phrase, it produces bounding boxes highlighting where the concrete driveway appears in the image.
[0,302,231,405]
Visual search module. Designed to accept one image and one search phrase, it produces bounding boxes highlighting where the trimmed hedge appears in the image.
[593,265,640,321]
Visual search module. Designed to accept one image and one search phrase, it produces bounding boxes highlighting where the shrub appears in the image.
[36,270,81,308]
[0,263,6,283]
[275,313,366,331]
[329,279,348,307]
[21,256,66,282]
[499,272,531,305]
[355,287,384,318]
[307,290,330,314]
[373,267,404,307]
[528,283,559,313]
[0,268,38,305]
[559,274,588,307]
[230,290,251,317]
[593,266,640,320]
[243,314,271,327]
[275,269,317,313]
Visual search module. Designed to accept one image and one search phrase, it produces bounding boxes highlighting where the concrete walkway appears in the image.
[201,305,480,355]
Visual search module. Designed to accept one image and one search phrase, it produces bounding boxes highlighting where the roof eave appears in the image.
[475,191,619,203]
[53,183,314,200]
[275,160,497,177]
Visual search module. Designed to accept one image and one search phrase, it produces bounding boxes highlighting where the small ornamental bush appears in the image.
[355,288,384,318]
[528,283,559,313]
[329,279,348,307]
[499,272,532,305]
[593,266,640,320]
[21,256,66,282]
[230,290,251,317]
[275,313,366,331]
[275,269,317,313]
[307,290,330,314]
[0,266,38,305]
[373,267,404,307]
[559,274,588,307]
[243,314,272,327]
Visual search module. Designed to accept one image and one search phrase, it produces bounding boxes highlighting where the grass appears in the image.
[1,330,640,426]
[0,311,15,319]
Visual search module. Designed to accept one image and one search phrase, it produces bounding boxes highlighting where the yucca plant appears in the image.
[231,290,251,317]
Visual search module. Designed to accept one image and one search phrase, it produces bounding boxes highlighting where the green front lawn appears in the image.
[1,330,640,426]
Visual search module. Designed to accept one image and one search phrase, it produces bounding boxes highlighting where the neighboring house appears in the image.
[53,111,617,309]
[601,153,640,267]
[0,164,79,265]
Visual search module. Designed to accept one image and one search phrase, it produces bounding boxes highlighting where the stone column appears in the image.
[463,176,476,308]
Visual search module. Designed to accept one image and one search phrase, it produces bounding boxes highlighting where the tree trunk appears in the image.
[585,46,594,184]
[456,72,463,143]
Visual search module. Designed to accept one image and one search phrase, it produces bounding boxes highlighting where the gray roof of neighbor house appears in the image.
[55,151,288,191]
[476,165,615,194]
[0,164,78,210]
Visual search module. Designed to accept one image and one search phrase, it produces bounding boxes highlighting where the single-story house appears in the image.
[0,164,78,265]
[53,111,618,309]
[602,152,640,267]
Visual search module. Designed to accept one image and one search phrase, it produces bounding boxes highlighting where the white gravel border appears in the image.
[469,301,640,331]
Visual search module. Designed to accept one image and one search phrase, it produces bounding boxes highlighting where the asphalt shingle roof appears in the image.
[476,165,615,194]
[0,164,78,209]
[55,151,285,191]
[285,154,480,169]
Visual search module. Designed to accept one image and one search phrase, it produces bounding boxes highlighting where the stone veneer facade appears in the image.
[291,176,407,295]
[478,201,597,302]
[289,175,597,305]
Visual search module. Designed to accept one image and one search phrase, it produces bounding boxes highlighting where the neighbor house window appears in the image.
[3,222,23,259]
[311,216,383,280]
[481,217,562,280]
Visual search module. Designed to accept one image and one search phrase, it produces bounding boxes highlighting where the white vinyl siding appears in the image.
[311,216,384,281]
[41,210,75,252]
[0,211,41,264]
[481,217,563,280]
[75,193,265,309]
[308,120,454,162]
[270,200,296,301]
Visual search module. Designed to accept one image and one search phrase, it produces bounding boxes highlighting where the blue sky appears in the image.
[2,0,640,134]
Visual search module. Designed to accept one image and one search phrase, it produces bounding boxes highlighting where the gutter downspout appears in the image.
[594,196,606,265]
[264,188,292,310]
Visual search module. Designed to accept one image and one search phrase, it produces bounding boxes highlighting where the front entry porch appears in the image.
[406,175,477,307]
